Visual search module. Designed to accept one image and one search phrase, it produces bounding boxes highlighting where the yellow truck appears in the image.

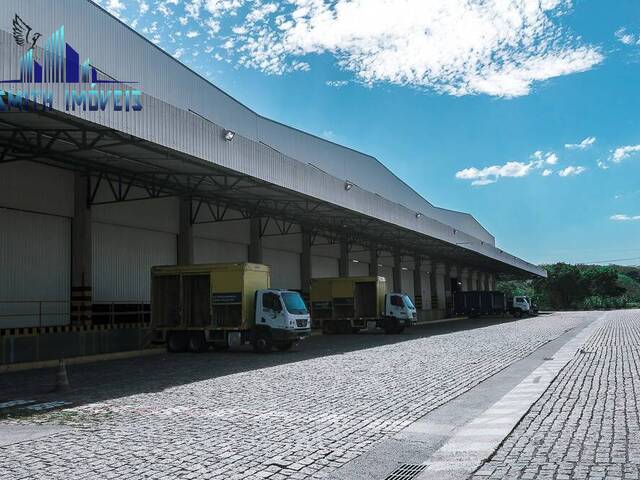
[151,263,311,353]
[310,276,417,334]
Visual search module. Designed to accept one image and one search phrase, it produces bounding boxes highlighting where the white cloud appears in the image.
[558,165,586,177]
[615,28,639,46]
[456,160,538,186]
[456,149,564,185]
[186,30,200,38]
[610,214,640,222]
[471,178,497,186]
[224,0,602,97]
[611,145,640,163]
[246,2,278,23]
[106,0,126,16]
[565,136,596,150]
[326,80,349,88]
[138,0,149,14]
[205,0,245,16]
[185,0,203,19]
[95,0,601,99]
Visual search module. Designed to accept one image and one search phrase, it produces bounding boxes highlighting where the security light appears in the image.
[344,182,353,191]
[352,259,359,263]
[416,212,423,218]
[224,130,235,141]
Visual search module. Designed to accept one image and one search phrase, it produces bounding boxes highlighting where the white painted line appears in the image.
[0,400,35,410]
[25,401,72,411]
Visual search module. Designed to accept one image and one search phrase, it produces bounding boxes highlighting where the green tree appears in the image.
[533,263,589,309]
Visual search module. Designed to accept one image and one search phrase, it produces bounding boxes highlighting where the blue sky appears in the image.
[93,0,640,266]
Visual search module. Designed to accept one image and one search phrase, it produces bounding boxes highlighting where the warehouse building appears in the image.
[0,0,544,350]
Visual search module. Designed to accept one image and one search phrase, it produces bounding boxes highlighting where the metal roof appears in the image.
[0,105,545,278]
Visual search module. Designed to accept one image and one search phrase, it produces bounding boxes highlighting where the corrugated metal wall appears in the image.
[349,262,369,277]
[0,209,70,327]
[312,256,339,279]
[402,270,415,298]
[92,222,176,302]
[264,248,300,289]
[0,162,74,217]
[194,237,248,264]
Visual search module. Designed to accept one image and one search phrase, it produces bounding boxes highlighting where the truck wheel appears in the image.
[188,332,208,353]
[252,331,273,353]
[276,341,294,352]
[167,332,188,353]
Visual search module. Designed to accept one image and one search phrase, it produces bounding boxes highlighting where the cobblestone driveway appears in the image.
[0,313,593,480]
[471,310,640,480]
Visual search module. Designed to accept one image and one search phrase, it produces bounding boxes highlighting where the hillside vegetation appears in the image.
[497,263,640,311]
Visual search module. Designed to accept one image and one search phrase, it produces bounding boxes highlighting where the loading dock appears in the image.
[0,0,545,364]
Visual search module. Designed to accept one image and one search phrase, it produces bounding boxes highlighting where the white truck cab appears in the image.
[381,293,418,333]
[510,296,531,317]
[254,289,311,352]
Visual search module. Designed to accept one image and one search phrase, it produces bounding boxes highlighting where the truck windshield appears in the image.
[403,295,416,310]
[281,292,308,315]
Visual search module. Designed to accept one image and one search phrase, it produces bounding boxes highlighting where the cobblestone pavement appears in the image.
[471,309,640,480]
[0,313,594,480]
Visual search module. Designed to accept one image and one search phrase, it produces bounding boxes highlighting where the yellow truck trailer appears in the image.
[310,276,417,334]
[151,263,311,353]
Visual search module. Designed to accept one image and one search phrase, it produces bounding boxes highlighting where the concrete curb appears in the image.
[0,348,165,373]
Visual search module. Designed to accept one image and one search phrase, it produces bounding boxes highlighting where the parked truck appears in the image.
[524,296,539,315]
[310,276,417,334]
[509,296,532,317]
[151,263,311,353]
[454,291,505,317]
[454,291,531,318]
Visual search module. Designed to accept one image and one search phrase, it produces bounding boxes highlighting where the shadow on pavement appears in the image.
[0,316,523,413]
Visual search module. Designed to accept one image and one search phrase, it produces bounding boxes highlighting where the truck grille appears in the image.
[296,319,308,328]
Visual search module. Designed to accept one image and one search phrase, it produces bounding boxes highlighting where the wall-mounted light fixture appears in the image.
[224,130,236,141]
[352,259,360,263]
[416,212,423,219]
[344,182,353,191]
